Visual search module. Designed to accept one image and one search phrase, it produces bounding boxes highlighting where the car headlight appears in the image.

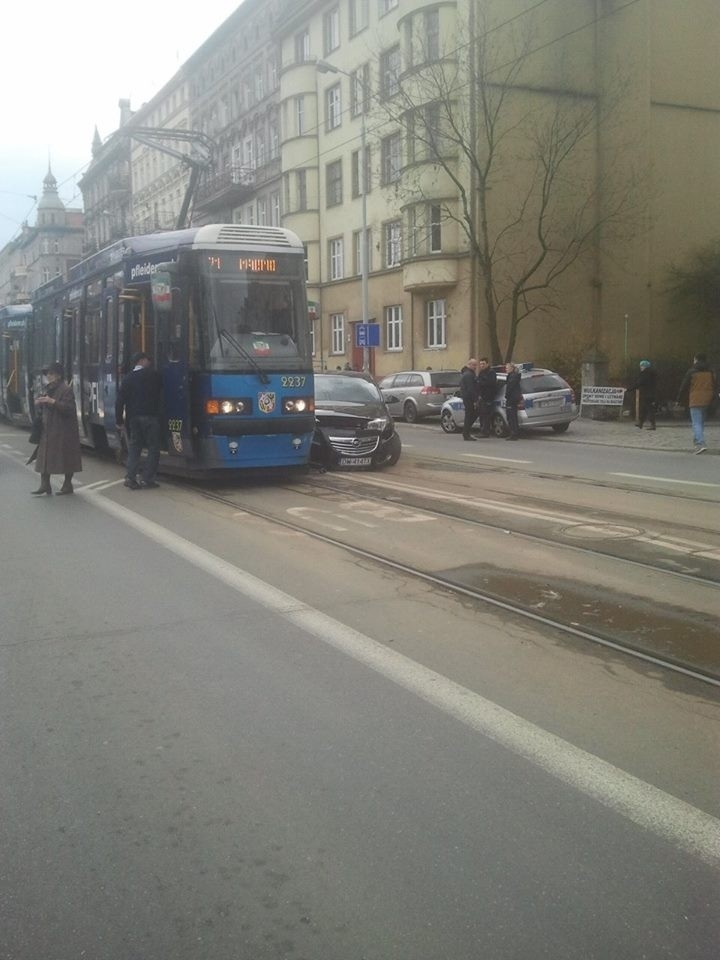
[367,417,389,431]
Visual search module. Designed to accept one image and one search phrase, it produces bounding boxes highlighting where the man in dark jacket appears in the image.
[115,352,164,488]
[629,359,657,430]
[676,353,717,454]
[504,362,523,440]
[459,359,479,440]
[476,358,498,437]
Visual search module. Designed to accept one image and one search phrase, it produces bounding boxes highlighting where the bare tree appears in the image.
[377,7,645,362]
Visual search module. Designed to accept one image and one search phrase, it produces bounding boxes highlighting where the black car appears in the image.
[312,372,402,469]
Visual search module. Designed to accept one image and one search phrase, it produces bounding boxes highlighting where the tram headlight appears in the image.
[205,398,251,415]
[283,396,314,414]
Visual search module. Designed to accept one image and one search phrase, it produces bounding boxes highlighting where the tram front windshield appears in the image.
[200,256,307,369]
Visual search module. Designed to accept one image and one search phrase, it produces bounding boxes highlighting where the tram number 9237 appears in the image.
[281,376,306,388]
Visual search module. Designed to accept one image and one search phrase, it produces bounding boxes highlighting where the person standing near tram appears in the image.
[30,362,82,496]
[115,352,164,489]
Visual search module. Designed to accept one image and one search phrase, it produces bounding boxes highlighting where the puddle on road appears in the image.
[443,563,720,679]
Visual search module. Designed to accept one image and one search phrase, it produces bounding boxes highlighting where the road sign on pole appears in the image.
[355,323,380,348]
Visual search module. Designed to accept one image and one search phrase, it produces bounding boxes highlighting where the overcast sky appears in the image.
[0,1,243,249]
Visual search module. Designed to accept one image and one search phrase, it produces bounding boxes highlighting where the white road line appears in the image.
[463,453,532,464]
[611,472,720,489]
[78,485,720,867]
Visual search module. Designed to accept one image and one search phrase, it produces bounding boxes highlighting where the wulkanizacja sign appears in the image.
[580,386,626,406]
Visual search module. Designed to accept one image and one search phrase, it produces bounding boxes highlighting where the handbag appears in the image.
[28,413,43,445]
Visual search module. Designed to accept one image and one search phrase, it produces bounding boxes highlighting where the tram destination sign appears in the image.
[207,255,278,274]
[581,386,626,406]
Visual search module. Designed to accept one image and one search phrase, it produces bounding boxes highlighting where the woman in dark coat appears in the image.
[31,362,82,495]
[504,362,523,440]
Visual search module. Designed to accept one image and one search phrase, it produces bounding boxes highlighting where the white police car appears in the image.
[440,364,578,436]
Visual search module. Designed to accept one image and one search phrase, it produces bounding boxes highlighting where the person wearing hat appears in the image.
[628,359,657,430]
[115,352,163,489]
[31,362,82,495]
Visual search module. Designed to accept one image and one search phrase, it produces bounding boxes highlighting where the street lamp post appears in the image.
[317,59,369,373]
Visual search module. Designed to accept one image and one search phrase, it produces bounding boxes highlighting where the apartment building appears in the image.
[190,0,284,229]
[277,0,720,374]
[0,167,83,307]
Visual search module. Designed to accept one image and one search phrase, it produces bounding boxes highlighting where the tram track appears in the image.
[200,485,720,690]
[295,472,720,589]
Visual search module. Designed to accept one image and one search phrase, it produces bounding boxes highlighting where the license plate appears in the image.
[339,456,372,466]
[538,398,560,407]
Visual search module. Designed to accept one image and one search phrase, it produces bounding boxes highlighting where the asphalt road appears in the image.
[1,439,718,959]
[396,421,720,498]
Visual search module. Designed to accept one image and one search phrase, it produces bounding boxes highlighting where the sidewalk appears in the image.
[558,414,720,452]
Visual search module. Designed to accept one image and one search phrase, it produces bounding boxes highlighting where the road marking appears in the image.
[325,473,720,562]
[463,453,532,464]
[611,473,720,489]
[78,485,720,867]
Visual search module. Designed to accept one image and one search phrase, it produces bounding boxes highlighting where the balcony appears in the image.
[195,164,258,213]
[403,256,458,291]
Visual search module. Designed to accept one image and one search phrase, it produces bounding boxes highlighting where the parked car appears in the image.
[312,372,402,469]
[378,369,463,422]
[440,365,578,436]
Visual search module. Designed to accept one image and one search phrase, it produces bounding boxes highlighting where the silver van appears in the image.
[379,370,462,422]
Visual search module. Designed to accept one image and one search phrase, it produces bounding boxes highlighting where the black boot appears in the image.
[57,473,74,495]
[31,473,52,496]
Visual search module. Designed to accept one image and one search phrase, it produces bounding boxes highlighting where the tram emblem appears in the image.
[258,391,276,414]
[171,431,183,454]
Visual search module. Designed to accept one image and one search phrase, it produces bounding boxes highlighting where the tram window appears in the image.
[104,298,114,365]
[85,310,102,364]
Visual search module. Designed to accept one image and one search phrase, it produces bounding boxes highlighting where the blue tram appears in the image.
[0,303,32,426]
[29,224,315,474]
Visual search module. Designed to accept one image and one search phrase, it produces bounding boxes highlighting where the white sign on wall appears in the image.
[581,386,626,406]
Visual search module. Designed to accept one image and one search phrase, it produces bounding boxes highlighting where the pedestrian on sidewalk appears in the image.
[676,353,717,454]
[504,362,522,440]
[30,362,82,496]
[115,352,164,488]
[628,359,657,430]
[476,358,498,438]
[459,358,479,440]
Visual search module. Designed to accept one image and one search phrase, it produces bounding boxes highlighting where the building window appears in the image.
[424,9,440,61]
[296,170,307,211]
[351,147,371,197]
[295,28,310,63]
[326,84,342,130]
[270,119,279,158]
[353,227,372,275]
[380,0,398,14]
[331,313,345,354]
[295,95,305,135]
[429,204,442,252]
[245,203,255,225]
[271,191,281,226]
[257,197,267,225]
[350,63,370,116]
[385,305,403,351]
[326,159,343,207]
[381,132,402,184]
[384,220,402,267]
[426,298,447,348]
[350,0,369,35]
[329,237,344,280]
[380,45,401,98]
[324,7,340,54]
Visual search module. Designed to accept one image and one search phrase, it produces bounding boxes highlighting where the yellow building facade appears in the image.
[278,0,720,376]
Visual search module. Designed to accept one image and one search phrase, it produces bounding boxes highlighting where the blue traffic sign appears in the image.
[355,323,380,347]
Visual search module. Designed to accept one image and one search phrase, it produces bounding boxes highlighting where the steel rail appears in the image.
[201,489,720,690]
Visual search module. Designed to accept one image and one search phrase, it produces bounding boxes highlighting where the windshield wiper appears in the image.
[214,319,270,384]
